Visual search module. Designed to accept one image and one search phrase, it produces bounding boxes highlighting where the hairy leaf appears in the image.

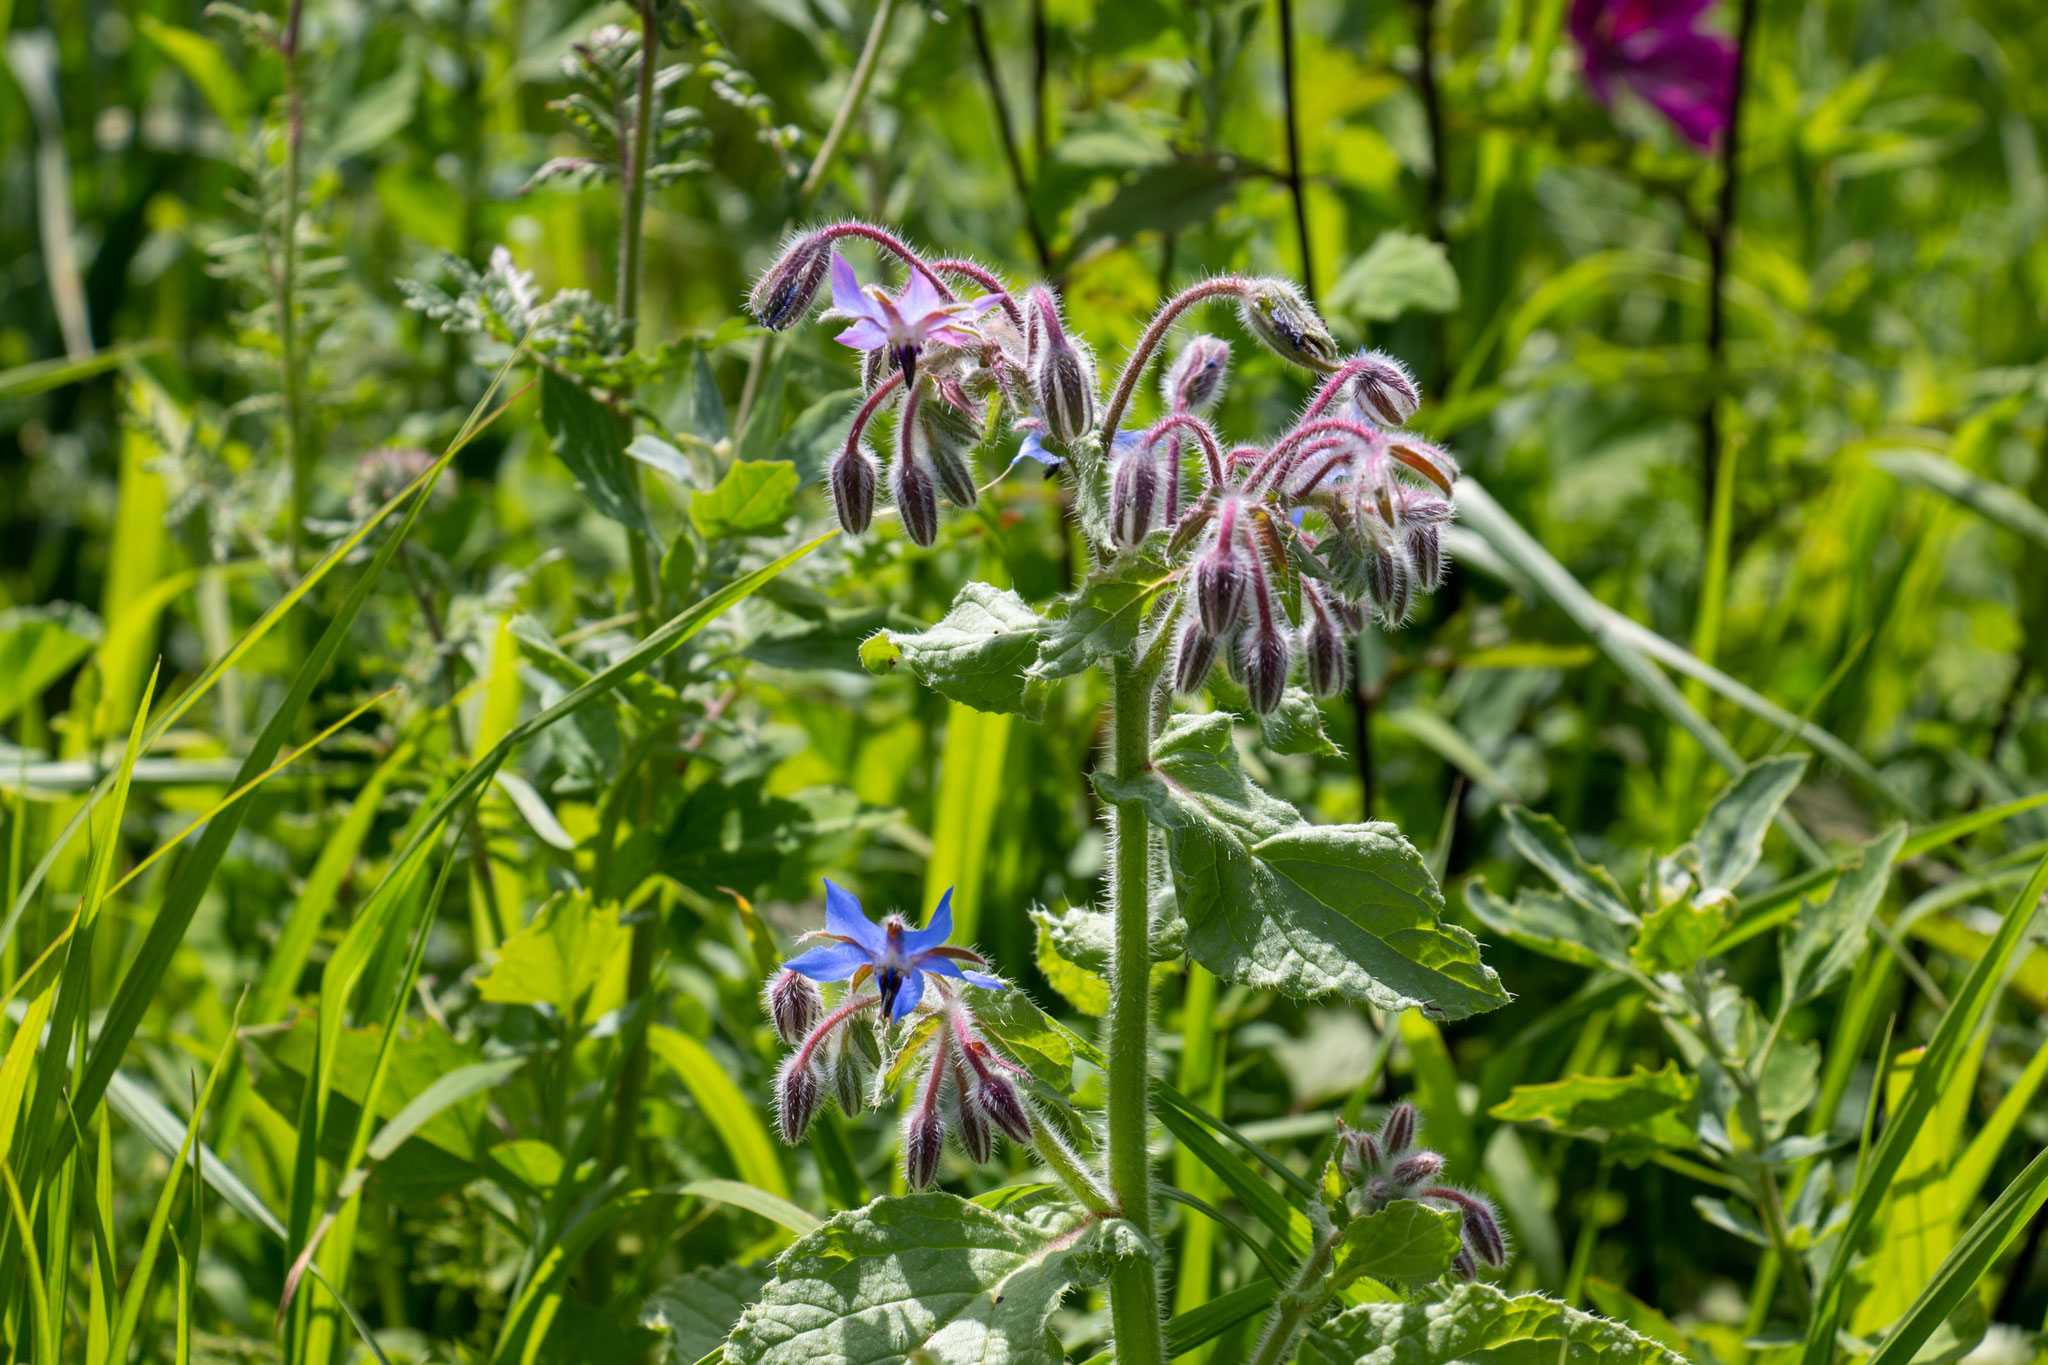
[722,1193,1103,1365]
[1692,756,1808,902]
[646,1263,772,1364]
[1490,1064,1698,1158]
[1464,880,1632,974]
[1320,1280,1687,1365]
[1098,713,1507,1017]
[1501,807,1637,925]
[1780,825,1905,1003]
[1028,548,1169,682]
[1331,1201,1464,1289]
[862,582,1049,719]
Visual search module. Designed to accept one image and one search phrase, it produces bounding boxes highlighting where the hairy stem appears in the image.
[1098,278,1249,446]
[1247,1223,1342,1365]
[1105,654,1165,1365]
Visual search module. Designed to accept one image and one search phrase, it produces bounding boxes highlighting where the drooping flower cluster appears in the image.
[1333,1102,1507,1280]
[746,222,1461,712]
[766,881,1038,1189]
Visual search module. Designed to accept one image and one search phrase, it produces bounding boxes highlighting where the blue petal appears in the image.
[891,967,926,1021]
[960,970,1009,991]
[901,888,954,955]
[824,879,887,954]
[783,939,874,982]
[1110,428,1144,453]
[1010,431,1060,471]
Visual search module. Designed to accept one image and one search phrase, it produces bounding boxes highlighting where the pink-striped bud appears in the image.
[890,453,940,547]
[764,969,823,1045]
[1337,1127,1382,1187]
[1304,607,1348,700]
[1193,541,1249,634]
[1425,1185,1507,1267]
[1364,538,1414,626]
[775,1055,825,1145]
[1380,1102,1418,1155]
[1452,1244,1478,1280]
[1241,623,1291,715]
[1110,447,1162,548]
[830,445,879,535]
[955,1084,995,1163]
[1172,621,1221,696]
[1390,1151,1445,1188]
[1026,289,1096,444]
[974,1075,1034,1145]
[1348,350,1421,428]
[1162,334,1230,413]
[748,232,831,331]
[1406,525,1443,594]
[904,1105,947,1189]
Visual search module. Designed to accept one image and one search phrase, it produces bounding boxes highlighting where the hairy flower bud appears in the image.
[890,452,941,548]
[1241,622,1291,715]
[776,1055,825,1145]
[1304,607,1349,700]
[1381,1102,1418,1156]
[829,1030,872,1119]
[1365,538,1414,626]
[1349,350,1421,427]
[974,1075,1034,1145]
[749,232,832,331]
[1162,334,1231,413]
[1025,290,1097,445]
[1192,541,1249,634]
[1390,1151,1446,1188]
[1172,621,1221,696]
[1452,1244,1478,1280]
[922,389,984,507]
[955,1084,995,1164]
[904,1104,946,1189]
[830,444,879,535]
[1426,1185,1507,1267]
[1406,524,1443,594]
[1238,280,1340,373]
[1336,1127,1382,1187]
[1110,448,1162,548]
[764,969,823,1046]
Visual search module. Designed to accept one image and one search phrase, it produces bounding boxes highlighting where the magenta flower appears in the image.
[829,252,1005,387]
[1570,0,1737,150]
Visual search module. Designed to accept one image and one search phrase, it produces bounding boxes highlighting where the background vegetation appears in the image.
[1,0,2045,1360]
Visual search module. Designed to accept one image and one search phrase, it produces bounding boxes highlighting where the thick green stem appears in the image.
[1105,655,1165,1365]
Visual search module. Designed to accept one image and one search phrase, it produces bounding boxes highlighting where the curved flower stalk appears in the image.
[765,881,1108,1207]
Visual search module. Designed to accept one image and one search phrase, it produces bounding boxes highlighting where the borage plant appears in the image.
[711,224,1688,1365]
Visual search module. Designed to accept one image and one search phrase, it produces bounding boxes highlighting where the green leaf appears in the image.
[1489,1064,1698,1158]
[539,369,654,534]
[723,1193,1103,1365]
[1875,449,2048,550]
[1033,906,1110,1016]
[968,985,1086,1090]
[1629,899,1724,974]
[133,15,249,126]
[474,892,630,1023]
[674,1179,819,1237]
[1211,675,1337,756]
[864,582,1049,719]
[1692,756,1808,902]
[1464,880,1633,974]
[691,459,798,539]
[1501,807,1638,926]
[1100,713,1507,1018]
[1072,161,1247,252]
[1780,825,1905,1003]
[1330,1201,1465,1289]
[1326,230,1460,324]
[0,603,101,725]
[644,1263,772,1364]
[1319,1281,1687,1365]
[628,433,698,486]
[1028,549,1170,682]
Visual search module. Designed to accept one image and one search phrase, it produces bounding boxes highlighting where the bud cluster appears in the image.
[747,225,1460,705]
[1330,1102,1507,1281]
[763,966,1038,1192]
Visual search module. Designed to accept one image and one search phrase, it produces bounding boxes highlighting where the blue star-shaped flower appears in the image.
[782,881,1006,1022]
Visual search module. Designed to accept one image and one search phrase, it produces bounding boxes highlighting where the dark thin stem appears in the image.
[1275,0,1315,298]
[1410,0,1447,241]
[1030,0,1049,162]
[965,1,1055,275]
[1700,0,1760,527]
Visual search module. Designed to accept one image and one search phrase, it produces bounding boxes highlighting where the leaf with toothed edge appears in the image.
[1027,543,1171,681]
[720,1193,1105,1365]
[1095,712,1508,1018]
[861,582,1049,719]
[1317,1281,1689,1365]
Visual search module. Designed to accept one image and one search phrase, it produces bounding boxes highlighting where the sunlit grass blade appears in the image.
[1876,449,2048,549]
[0,1154,58,1364]
[649,1027,790,1198]
[105,997,241,1365]
[1151,1084,1311,1255]
[673,1178,823,1237]
[1800,846,2048,1365]
[0,339,164,399]
[1865,1146,2048,1365]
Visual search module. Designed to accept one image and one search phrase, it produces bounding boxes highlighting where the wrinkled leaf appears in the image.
[1331,1200,1464,1290]
[1319,1280,1687,1365]
[863,582,1049,719]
